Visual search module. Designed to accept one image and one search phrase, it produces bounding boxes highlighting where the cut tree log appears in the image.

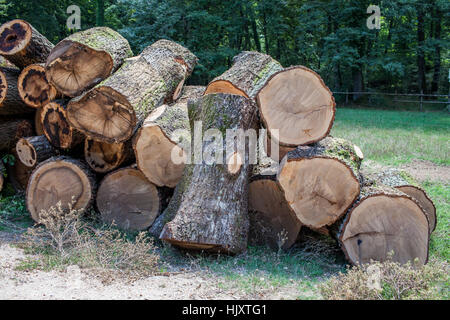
[41,100,84,149]
[204,51,283,99]
[277,137,363,229]
[45,27,133,97]
[134,85,205,187]
[0,67,34,115]
[34,108,44,135]
[256,66,336,146]
[66,40,198,143]
[26,156,96,222]
[96,166,172,231]
[263,130,295,162]
[18,63,59,108]
[84,138,134,174]
[6,149,33,192]
[0,19,54,69]
[0,118,33,152]
[159,93,258,254]
[330,175,429,266]
[16,135,56,168]
[361,166,437,233]
[249,155,301,250]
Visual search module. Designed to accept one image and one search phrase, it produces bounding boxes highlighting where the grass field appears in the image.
[0,107,449,299]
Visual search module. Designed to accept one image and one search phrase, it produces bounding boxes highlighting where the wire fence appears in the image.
[332,91,450,111]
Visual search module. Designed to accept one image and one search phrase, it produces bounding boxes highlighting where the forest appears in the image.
[0,0,448,98]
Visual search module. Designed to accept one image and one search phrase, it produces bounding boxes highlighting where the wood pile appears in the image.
[0,20,435,266]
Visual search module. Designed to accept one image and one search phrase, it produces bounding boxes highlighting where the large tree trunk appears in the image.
[134,86,204,188]
[361,166,436,233]
[26,156,97,222]
[248,155,301,250]
[431,6,442,93]
[96,166,172,231]
[41,100,84,149]
[0,67,34,115]
[0,19,54,69]
[417,4,427,93]
[45,27,133,97]
[66,40,198,143]
[0,118,33,152]
[330,174,429,266]
[18,63,59,108]
[277,137,363,229]
[84,138,134,174]
[204,51,282,99]
[159,94,258,254]
[256,66,336,146]
[16,135,56,168]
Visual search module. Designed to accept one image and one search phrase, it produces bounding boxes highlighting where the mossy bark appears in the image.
[204,51,283,99]
[159,94,258,254]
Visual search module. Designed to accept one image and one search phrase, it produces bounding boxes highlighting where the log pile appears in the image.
[0,20,435,267]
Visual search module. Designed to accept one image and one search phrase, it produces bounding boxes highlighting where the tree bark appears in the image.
[134,86,204,187]
[159,94,258,254]
[6,148,33,193]
[18,63,59,108]
[26,156,97,222]
[0,118,33,152]
[277,137,363,229]
[256,66,336,146]
[34,107,44,135]
[41,99,84,149]
[431,6,441,93]
[0,67,34,115]
[0,19,54,69]
[204,51,283,99]
[417,4,427,93]
[329,174,429,266]
[45,27,133,97]
[16,135,56,168]
[67,40,198,143]
[96,166,173,231]
[0,161,5,192]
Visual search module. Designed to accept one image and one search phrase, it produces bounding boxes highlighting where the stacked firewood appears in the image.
[0,20,435,266]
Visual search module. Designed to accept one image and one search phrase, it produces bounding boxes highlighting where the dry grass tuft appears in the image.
[19,199,159,280]
[320,252,449,300]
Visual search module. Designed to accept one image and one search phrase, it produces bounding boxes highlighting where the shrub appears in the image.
[319,253,449,300]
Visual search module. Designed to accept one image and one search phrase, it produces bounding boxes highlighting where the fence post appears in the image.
[345,90,349,105]
[419,90,423,112]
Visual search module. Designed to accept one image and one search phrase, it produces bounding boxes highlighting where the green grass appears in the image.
[331,108,450,166]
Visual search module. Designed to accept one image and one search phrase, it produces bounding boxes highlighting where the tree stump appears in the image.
[256,66,336,146]
[159,93,258,254]
[134,86,204,187]
[45,27,133,97]
[18,63,59,108]
[41,100,84,149]
[277,137,363,229]
[96,166,172,231]
[16,135,56,168]
[66,40,198,143]
[26,156,96,222]
[0,19,54,69]
[0,67,34,115]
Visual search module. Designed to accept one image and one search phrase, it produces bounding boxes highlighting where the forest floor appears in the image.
[0,108,448,300]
